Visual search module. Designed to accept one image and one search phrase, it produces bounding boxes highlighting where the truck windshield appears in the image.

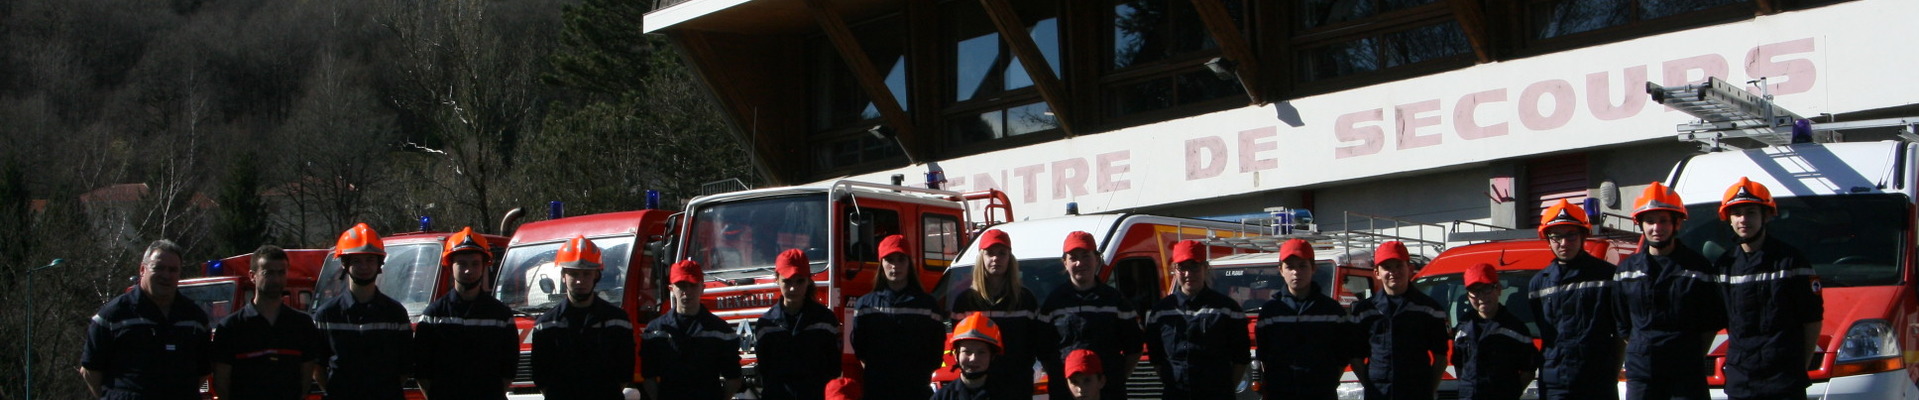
[179,282,239,320]
[685,195,827,279]
[494,236,636,315]
[1212,261,1334,312]
[309,242,443,317]
[1677,194,1907,288]
[934,259,1068,307]
[1413,270,1541,334]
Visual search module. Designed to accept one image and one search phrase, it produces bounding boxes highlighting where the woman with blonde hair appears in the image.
[950,229,1043,398]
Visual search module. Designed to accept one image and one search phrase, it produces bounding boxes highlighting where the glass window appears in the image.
[179,282,238,320]
[950,101,1059,145]
[1677,194,1906,288]
[494,236,636,315]
[809,15,909,131]
[922,214,962,266]
[947,0,1061,103]
[1210,261,1334,311]
[1296,0,1441,29]
[1111,0,1241,70]
[684,195,831,279]
[1295,20,1468,82]
[814,135,903,170]
[1531,0,1743,39]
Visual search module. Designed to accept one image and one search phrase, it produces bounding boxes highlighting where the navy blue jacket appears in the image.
[1613,241,1724,386]
[1720,236,1822,399]
[1255,282,1359,400]
[82,288,212,400]
[951,286,1043,399]
[850,285,946,399]
[1351,289,1450,400]
[413,290,519,400]
[753,300,842,400]
[642,307,741,400]
[313,290,413,400]
[930,380,996,400]
[1040,283,1143,400]
[534,297,636,400]
[1451,307,1539,400]
[1527,252,1620,400]
[211,303,323,400]
[1145,288,1251,399]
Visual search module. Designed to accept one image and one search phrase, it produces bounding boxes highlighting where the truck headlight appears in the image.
[1832,319,1903,377]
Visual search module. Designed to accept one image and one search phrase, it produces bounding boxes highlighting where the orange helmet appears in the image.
[441,227,493,266]
[949,312,1003,354]
[1632,182,1687,221]
[1719,177,1776,220]
[1537,199,1591,239]
[554,235,603,270]
[335,223,386,257]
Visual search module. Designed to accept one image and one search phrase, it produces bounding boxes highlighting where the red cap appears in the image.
[1464,263,1499,288]
[878,235,910,259]
[1373,241,1410,266]
[825,377,860,400]
[978,229,1011,250]
[1278,238,1313,263]
[1065,349,1103,379]
[1063,231,1097,254]
[776,249,809,279]
[1170,240,1206,265]
[670,259,703,285]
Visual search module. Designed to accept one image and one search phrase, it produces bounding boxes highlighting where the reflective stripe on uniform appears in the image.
[855,306,942,321]
[960,310,1036,320]
[595,320,633,330]
[91,315,156,331]
[1040,305,1136,322]
[801,322,840,335]
[418,316,512,328]
[1148,307,1242,321]
[1402,304,1447,320]
[1529,279,1611,299]
[1492,327,1532,343]
[692,329,739,341]
[317,322,411,332]
[236,348,305,360]
[1615,269,1720,283]
[1724,267,1817,285]
[1257,314,1349,326]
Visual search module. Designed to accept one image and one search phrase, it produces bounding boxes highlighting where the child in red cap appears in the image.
[753,249,842,400]
[1451,263,1539,400]
[1064,349,1106,400]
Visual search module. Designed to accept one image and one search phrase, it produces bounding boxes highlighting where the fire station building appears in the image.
[644,0,1918,244]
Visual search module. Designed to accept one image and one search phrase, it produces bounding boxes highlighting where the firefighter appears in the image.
[1613,182,1725,400]
[1144,240,1251,400]
[1451,263,1540,400]
[1039,231,1141,400]
[414,227,519,399]
[531,236,637,400]
[1718,177,1822,400]
[850,235,946,399]
[1063,349,1106,400]
[1351,240,1449,400]
[949,229,1042,399]
[312,223,414,400]
[80,239,210,400]
[753,249,843,400]
[1526,199,1621,400]
[641,258,743,399]
[1255,238,1360,400]
[211,245,323,400]
[933,312,1009,400]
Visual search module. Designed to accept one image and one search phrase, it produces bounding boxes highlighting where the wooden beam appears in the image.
[1188,0,1265,104]
[1448,0,1495,63]
[802,0,925,164]
[978,0,1077,136]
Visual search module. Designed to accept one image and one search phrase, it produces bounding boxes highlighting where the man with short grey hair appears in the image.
[80,239,213,399]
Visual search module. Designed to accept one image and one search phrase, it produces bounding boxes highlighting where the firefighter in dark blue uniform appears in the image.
[934,312,1011,400]
[312,223,414,400]
[531,235,637,400]
[211,245,324,400]
[1256,238,1361,400]
[1526,200,1621,400]
[1145,240,1251,400]
[1717,178,1822,400]
[642,258,743,399]
[414,227,519,400]
[950,229,1043,399]
[1613,183,1725,400]
[80,239,210,400]
[850,235,946,399]
[1351,241,1450,400]
[1452,263,1540,400]
[1040,231,1143,400]
[753,249,843,400]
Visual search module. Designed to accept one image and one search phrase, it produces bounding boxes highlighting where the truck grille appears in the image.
[513,351,534,384]
[1126,359,1166,398]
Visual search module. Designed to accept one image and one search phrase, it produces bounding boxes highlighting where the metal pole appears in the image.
[25,258,65,400]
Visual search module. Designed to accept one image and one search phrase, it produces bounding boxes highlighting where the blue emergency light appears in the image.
[1066,202,1079,215]
[418,216,432,232]
[549,201,564,220]
[645,190,661,210]
[1791,118,1813,144]
[205,260,224,276]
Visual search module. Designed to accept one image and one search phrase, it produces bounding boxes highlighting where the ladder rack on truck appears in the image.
[1193,211,1448,265]
[1648,77,1919,151]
